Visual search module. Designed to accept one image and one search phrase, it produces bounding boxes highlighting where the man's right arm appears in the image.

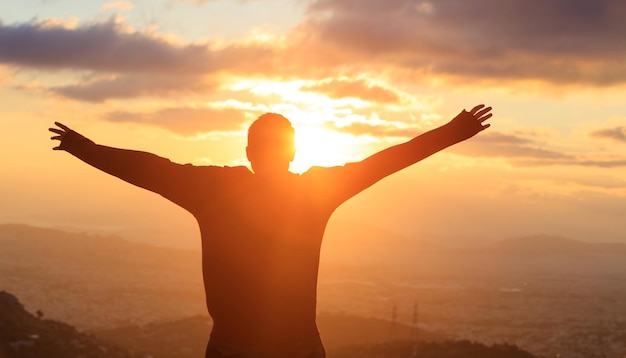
[49,122,194,207]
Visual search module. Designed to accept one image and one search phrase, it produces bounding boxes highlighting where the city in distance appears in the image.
[0,223,625,357]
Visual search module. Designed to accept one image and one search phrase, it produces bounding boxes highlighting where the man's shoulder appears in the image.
[302,163,358,177]
[184,163,251,172]
[180,164,252,180]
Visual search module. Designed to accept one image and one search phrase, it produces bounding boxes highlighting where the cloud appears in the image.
[0,65,9,85]
[513,157,626,168]
[298,0,626,86]
[50,74,216,102]
[105,107,248,136]
[454,132,573,160]
[589,126,626,143]
[328,120,418,138]
[449,131,626,168]
[4,0,626,104]
[0,19,283,76]
[0,19,278,100]
[301,78,401,103]
[0,20,212,74]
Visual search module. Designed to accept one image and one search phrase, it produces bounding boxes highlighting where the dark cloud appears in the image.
[0,19,279,101]
[0,20,212,74]
[450,131,626,168]
[0,19,280,77]
[301,0,626,85]
[301,78,401,103]
[589,126,626,143]
[105,107,247,135]
[50,74,215,102]
[454,132,573,160]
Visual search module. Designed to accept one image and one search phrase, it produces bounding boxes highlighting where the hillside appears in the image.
[92,313,539,358]
[0,290,537,358]
[92,312,448,357]
[330,340,537,358]
[0,291,139,358]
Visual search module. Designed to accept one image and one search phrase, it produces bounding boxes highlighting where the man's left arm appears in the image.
[336,104,493,196]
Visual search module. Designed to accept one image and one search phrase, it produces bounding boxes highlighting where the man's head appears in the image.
[246,113,296,176]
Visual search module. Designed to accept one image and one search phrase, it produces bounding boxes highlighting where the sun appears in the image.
[290,125,354,173]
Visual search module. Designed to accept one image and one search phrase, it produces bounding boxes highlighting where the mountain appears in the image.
[0,223,206,329]
[330,340,538,358]
[2,223,625,357]
[463,234,626,277]
[0,290,536,358]
[92,312,447,357]
[0,291,140,358]
[92,313,537,358]
[487,234,626,256]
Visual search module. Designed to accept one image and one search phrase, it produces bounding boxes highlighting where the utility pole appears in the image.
[391,302,398,341]
[411,300,419,357]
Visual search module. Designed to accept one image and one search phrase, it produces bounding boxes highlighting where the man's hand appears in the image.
[448,104,493,141]
[49,122,83,151]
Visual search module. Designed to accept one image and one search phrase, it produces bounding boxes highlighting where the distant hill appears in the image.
[0,290,536,358]
[3,223,626,330]
[487,234,626,256]
[317,312,446,350]
[92,316,211,358]
[0,291,140,358]
[0,223,201,270]
[460,234,626,278]
[330,340,538,358]
[92,312,448,357]
[0,223,206,329]
[92,313,537,358]
[92,312,539,358]
[323,221,626,277]
[1,223,620,357]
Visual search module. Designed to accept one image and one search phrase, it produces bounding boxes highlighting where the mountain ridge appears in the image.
[486,234,626,256]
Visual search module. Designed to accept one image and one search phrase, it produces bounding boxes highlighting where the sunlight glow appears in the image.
[291,125,356,173]
[228,79,372,109]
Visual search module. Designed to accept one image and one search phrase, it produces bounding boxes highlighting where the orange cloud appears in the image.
[105,107,248,136]
[451,131,626,168]
[301,78,400,103]
[325,119,418,139]
[589,127,626,143]
[51,74,217,102]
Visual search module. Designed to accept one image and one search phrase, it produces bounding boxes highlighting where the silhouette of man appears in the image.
[50,105,492,358]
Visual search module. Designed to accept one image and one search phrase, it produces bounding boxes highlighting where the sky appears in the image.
[1,0,625,248]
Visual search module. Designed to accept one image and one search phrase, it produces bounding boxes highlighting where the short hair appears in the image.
[247,113,295,148]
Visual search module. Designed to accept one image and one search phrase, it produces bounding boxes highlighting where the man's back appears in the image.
[178,164,363,348]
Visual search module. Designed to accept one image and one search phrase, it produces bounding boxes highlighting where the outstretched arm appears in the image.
[49,122,191,203]
[342,105,493,191]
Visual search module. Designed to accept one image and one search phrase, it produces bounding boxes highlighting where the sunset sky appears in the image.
[1,0,625,248]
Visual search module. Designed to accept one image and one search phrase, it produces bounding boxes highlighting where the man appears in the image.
[50,105,493,358]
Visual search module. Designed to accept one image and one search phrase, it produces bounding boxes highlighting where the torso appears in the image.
[192,169,337,347]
